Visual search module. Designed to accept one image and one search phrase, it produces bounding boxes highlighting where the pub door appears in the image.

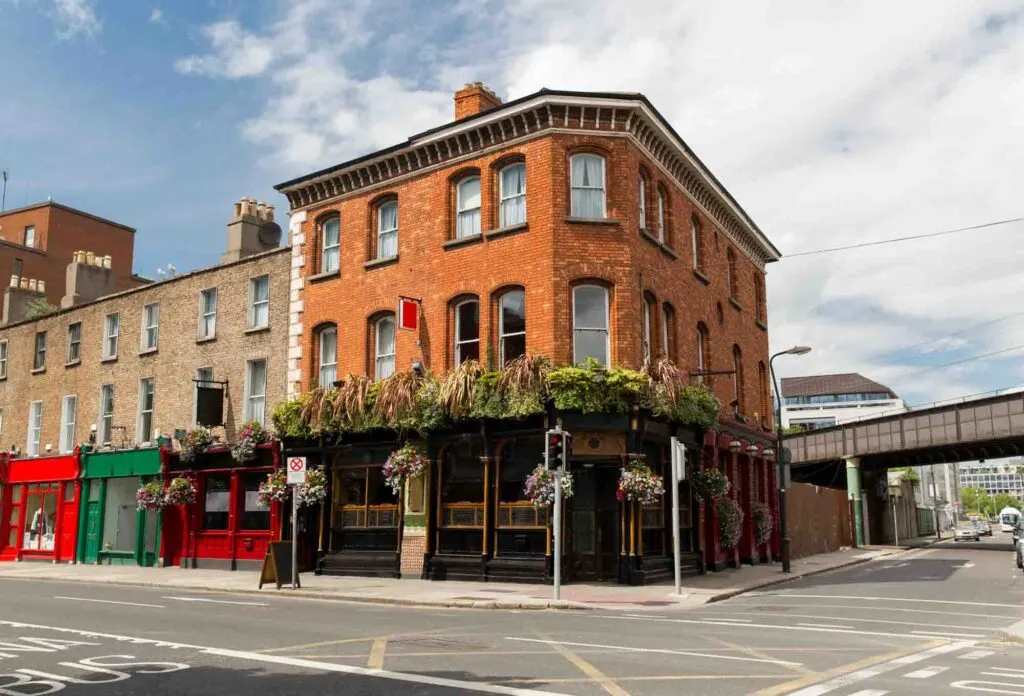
[569,464,619,582]
[82,500,101,564]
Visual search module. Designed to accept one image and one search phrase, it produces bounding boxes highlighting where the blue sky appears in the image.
[2,0,1023,404]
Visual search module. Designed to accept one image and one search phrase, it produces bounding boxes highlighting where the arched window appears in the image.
[317,325,337,388]
[456,175,481,238]
[573,284,610,366]
[376,199,398,259]
[727,248,739,300]
[661,303,676,361]
[754,273,766,324]
[696,323,709,384]
[499,163,526,227]
[373,315,396,380]
[320,216,340,274]
[691,214,704,273]
[758,361,769,424]
[732,344,744,415]
[454,298,480,365]
[497,288,526,365]
[570,153,606,218]
[638,171,649,230]
[642,292,656,363]
[657,185,667,243]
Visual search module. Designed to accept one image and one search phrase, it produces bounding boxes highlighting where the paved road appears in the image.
[1,538,1024,695]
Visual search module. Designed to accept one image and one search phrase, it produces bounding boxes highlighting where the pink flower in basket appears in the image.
[165,476,197,506]
[382,444,428,495]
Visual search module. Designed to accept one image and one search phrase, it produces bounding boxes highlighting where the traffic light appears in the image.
[547,430,564,470]
[562,432,573,469]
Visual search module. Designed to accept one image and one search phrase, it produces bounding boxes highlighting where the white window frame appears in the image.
[244,358,267,425]
[193,367,213,427]
[727,250,737,299]
[569,153,607,218]
[142,304,159,351]
[642,297,653,362]
[696,327,707,384]
[103,313,119,359]
[98,384,114,445]
[733,347,743,411]
[320,216,340,273]
[661,305,672,358]
[24,225,35,248]
[318,327,338,388]
[691,218,702,270]
[638,177,647,230]
[33,331,46,370]
[498,163,527,228]
[27,401,42,457]
[455,175,482,238]
[249,275,270,329]
[657,189,666,243]
[498,289,526,366]
[376,200,398,259]
[66,322,82,364]
[572,284,610,367]
[198,288,218,339]
[137,377,155,444]
[454,299,480,366]
[0,339,7,379]
[59,395,77,454]
[374,315,396,380]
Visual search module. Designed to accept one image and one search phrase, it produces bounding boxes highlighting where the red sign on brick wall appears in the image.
[399,297,419,331]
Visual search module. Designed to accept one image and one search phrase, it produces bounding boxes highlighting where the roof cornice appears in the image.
[276,90,780,264]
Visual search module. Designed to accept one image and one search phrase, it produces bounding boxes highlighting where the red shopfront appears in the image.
[159,444,282,571]
[0,452,82,563]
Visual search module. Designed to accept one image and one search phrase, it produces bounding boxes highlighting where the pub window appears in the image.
[376,199,398,260]
[438,441,485,555]
[572,284,610,366]
[496,438,548,557]
[241,472,271,530]
[203,474,231,531]
[320,215,340,274]
[641,444,667,555]
[373,314,396,380]
[497,288,526,365]
[336,463,398,529]
[317,325,338,387]
[66,322,82,364]
[454,298,480,366]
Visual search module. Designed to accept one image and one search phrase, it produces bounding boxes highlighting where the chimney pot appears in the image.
[28,279,37,292]
[86,251,96,265]
[103,255,111,269]
[19,277,28,289]
[234,201,242,218]
[37,280,45,293]
[265,204,275,222]
[9,275,17,288]
[256,202,267,220]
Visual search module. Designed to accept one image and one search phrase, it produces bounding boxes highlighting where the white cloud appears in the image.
[51,0,100,39]
[176,0,1024,403]
[149,8,164,25]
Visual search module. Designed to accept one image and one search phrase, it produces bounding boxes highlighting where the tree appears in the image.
[992,492,1021,513]
[959,486,992,515]
[24,297,59,320]
[783,424,805,436]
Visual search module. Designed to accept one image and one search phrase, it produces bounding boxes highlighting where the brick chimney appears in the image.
[222,197,282,264]
[454,82,503,120]
[61,250,116,309]
[3,273,47,325]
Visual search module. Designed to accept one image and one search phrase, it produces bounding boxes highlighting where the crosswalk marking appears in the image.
[960,650,995,660]
[905,665,949,679]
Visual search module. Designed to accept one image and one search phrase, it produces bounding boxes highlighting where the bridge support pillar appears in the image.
[845,456,864,547]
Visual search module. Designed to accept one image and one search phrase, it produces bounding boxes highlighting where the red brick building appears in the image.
[275,85,782,582]
[0,202,142,310]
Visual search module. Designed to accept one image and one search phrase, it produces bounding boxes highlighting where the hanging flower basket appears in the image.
[165,476,197,506]
[295,466,328,507]
[179,427,212,464]
[257,470,289,508]
[753,502,774,546]
[382,444,429,495]
[524,465,575,507]
[616,454,665,505]
[231,421,268,463]
[692,468,730,504]
[718,497,744,549]
[136,481,166,511]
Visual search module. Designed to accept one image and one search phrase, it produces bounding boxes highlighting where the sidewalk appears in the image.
[0,545,902,612]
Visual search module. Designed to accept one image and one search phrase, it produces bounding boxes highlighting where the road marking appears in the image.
[367,637,387,670]
[537,635,630,696]
[505,638,802,666]
[53,596,165,609]
[752,593,1023,609]
[783,641,975,696]
[257,636,378,653]
[982,672,1024,681]
[959,563,977,568]
[989,669,1024,675]
[848,691,888,696]
[702,609,995,632]
[705,617,752,623]
[951,680,1024,693]
[798,623,855,629]
[0,619,566,696]
[708,636,813,676]
[911,630,987,639]
[905,665,949,679]
[726,600,1012,619]
[961,650,996,660]
[163,596,268,606]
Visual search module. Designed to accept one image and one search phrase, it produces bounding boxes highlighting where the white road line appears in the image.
[988,668,1024,676]
[911,630,987,639]
[504,637,802,666]
[725,601,1011,619]
[596,614,984,641]
[905,665,949,679]
[848,691,888,696]
[163,596,269,607]
[53,596,165,609]
[797,623,854,629]
[706,618,752,623]
[0,619,566,696]
[960,650,996,660]
[752,593,1022,609]
[982,671,1024,681]
[786,641,975,696]
[698,610,996,632]
[951,680,1024,693]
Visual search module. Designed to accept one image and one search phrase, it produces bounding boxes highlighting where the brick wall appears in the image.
[0,248,290,452]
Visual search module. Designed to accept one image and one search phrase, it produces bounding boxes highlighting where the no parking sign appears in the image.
[286,456,307,485]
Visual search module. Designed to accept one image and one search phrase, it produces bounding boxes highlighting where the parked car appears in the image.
[955,522,981,542]
[975,519,993,536]
[1015,520,1024,569]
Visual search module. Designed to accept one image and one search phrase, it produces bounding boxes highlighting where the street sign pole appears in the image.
[286,456,307,590]
[551,425,563,601]
[670,437,683,596]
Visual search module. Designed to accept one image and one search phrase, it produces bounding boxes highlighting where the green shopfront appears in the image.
[77,448,163,567]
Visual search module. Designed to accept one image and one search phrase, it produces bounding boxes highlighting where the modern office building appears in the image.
[779,373,906,431]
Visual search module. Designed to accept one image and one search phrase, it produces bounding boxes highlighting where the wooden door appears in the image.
[83,501,101,564]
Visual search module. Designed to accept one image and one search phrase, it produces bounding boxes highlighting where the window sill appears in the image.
[309,269,340,284]
[693,269,711,286]
[64,359,81,369]
[565,216,619,226]
[31,367,46,375]
[756,319,768,332]
[364,255,399,270]
[139,347,158,357]
[100,355,118,364]
[196,335,217,344]
[245,325,270,335]
[443,234,483,250]
[639,229,678,259]
[729,298,744,311]
[484,222,528,240]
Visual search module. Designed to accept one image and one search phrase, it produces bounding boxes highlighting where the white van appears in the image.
[1000,507,1021,533]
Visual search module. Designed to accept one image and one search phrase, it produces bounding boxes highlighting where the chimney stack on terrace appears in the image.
[454,82,503,121]
[222,196,282,264]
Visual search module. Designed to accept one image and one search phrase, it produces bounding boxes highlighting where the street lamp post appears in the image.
[769,345,812,574]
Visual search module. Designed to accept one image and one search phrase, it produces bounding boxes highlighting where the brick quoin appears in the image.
[279,88,780,429]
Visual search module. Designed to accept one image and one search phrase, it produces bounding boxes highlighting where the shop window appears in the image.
[572,284,610,366]
[88,480,101,502]
[103,313,119,359]
[102,477,139,551]
[570,153,606,218]
[241,472,271,530]
[499,163,526,227]
[454,298,480,366]
[23,488,57,552]
[66,323,82,364]
[203,474,231,531]
[497,288,526,366]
